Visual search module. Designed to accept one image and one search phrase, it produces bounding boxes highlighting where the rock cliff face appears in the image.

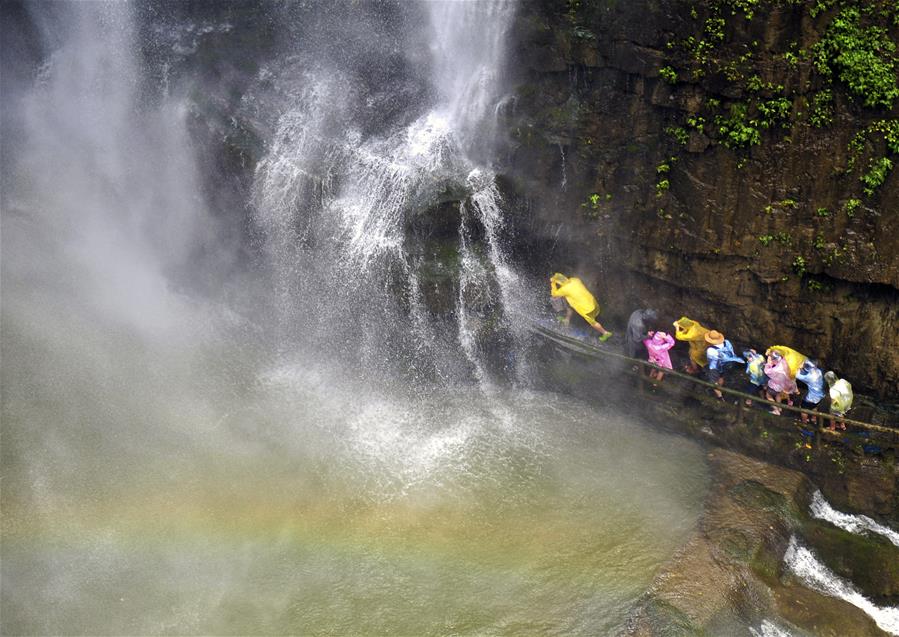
[502,0,898,399]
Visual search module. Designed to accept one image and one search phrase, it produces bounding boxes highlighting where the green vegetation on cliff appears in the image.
[659,0,898,198]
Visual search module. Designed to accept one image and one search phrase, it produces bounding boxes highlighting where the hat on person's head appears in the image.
[652,331,669,344]
[704,330,725,346]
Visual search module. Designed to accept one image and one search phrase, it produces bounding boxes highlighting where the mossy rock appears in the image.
[800,517,899,603]
[728,479,801,524]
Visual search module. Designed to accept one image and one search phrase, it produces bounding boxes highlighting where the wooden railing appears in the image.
[528,323,899,434]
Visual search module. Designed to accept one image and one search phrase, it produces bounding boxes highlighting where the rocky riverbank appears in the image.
[626,448,896,636]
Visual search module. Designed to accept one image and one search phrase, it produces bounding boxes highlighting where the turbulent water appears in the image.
[810,490,899,548]
[0,1,716,634]
[785,537,899,635]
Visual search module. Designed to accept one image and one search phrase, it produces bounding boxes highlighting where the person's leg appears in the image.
[563,307,574,326]
[588,320,611,337]
[769,391,782,415]
[707,368,723,398]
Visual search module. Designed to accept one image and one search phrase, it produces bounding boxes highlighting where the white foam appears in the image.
[784,536,899,635]
[749,619,794,637]
[810,490,899,547]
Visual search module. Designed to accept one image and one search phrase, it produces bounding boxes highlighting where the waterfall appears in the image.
[784,536,899,635]
[0,4,727,635]
[809,490,899,547]
[251,0,528,385]
[4,2,212,337]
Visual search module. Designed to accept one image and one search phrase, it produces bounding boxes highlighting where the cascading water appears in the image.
[2,2,716,634]
[251,0,536,386]
[809,490,899,547]
[784,537,899,635]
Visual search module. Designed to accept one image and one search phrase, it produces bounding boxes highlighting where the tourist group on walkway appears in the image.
[550,273,854,431]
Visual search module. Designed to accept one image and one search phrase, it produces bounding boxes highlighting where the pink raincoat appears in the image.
[765,357,798,394]
[644,331,675,370]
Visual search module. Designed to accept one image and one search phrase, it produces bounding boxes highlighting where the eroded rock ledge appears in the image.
[625,448,896,636]
[504,0,899,399]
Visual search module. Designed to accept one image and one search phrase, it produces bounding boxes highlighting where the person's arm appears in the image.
[550,280,564,297]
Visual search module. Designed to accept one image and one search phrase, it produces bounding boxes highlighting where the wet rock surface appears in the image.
[624,448,887,636]
[503,0,899,400]
[801,518,899,603]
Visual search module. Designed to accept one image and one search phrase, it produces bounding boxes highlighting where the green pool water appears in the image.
[2,335,709,636]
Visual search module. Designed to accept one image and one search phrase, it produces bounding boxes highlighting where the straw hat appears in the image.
[704,330,725,345]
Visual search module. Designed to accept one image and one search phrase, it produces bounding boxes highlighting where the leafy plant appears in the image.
[860,157,893,197]
[715,103,761,148]
[807,279,825,292]
[581,193,609,219]
[757,97,792,128]
[871,118,899,154]
[666,126,690,145]
[659,66,678,84]
[809,90,834,127]
[813,7,899,109]
[843,198,861,217]
[687,114,706,131]
[861,156,893,195]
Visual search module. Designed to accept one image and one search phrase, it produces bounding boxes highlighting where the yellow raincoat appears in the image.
[673,316,711,367]
[766,345,808,379]
[550,274,600,326]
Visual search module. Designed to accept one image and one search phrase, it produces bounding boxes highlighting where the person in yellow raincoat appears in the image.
[672,316,711,373]
[549,273,613,342]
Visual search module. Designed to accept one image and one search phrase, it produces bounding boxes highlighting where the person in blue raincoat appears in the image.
[704,330,744,399]
[796,359,826,426]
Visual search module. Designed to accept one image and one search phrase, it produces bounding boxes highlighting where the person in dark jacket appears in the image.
[625,308,658,358]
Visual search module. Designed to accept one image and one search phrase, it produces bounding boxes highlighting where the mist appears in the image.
[1,3,711,634]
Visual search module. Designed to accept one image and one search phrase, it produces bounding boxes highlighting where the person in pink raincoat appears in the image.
[764,350,798,415]
[644,330,675,382]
